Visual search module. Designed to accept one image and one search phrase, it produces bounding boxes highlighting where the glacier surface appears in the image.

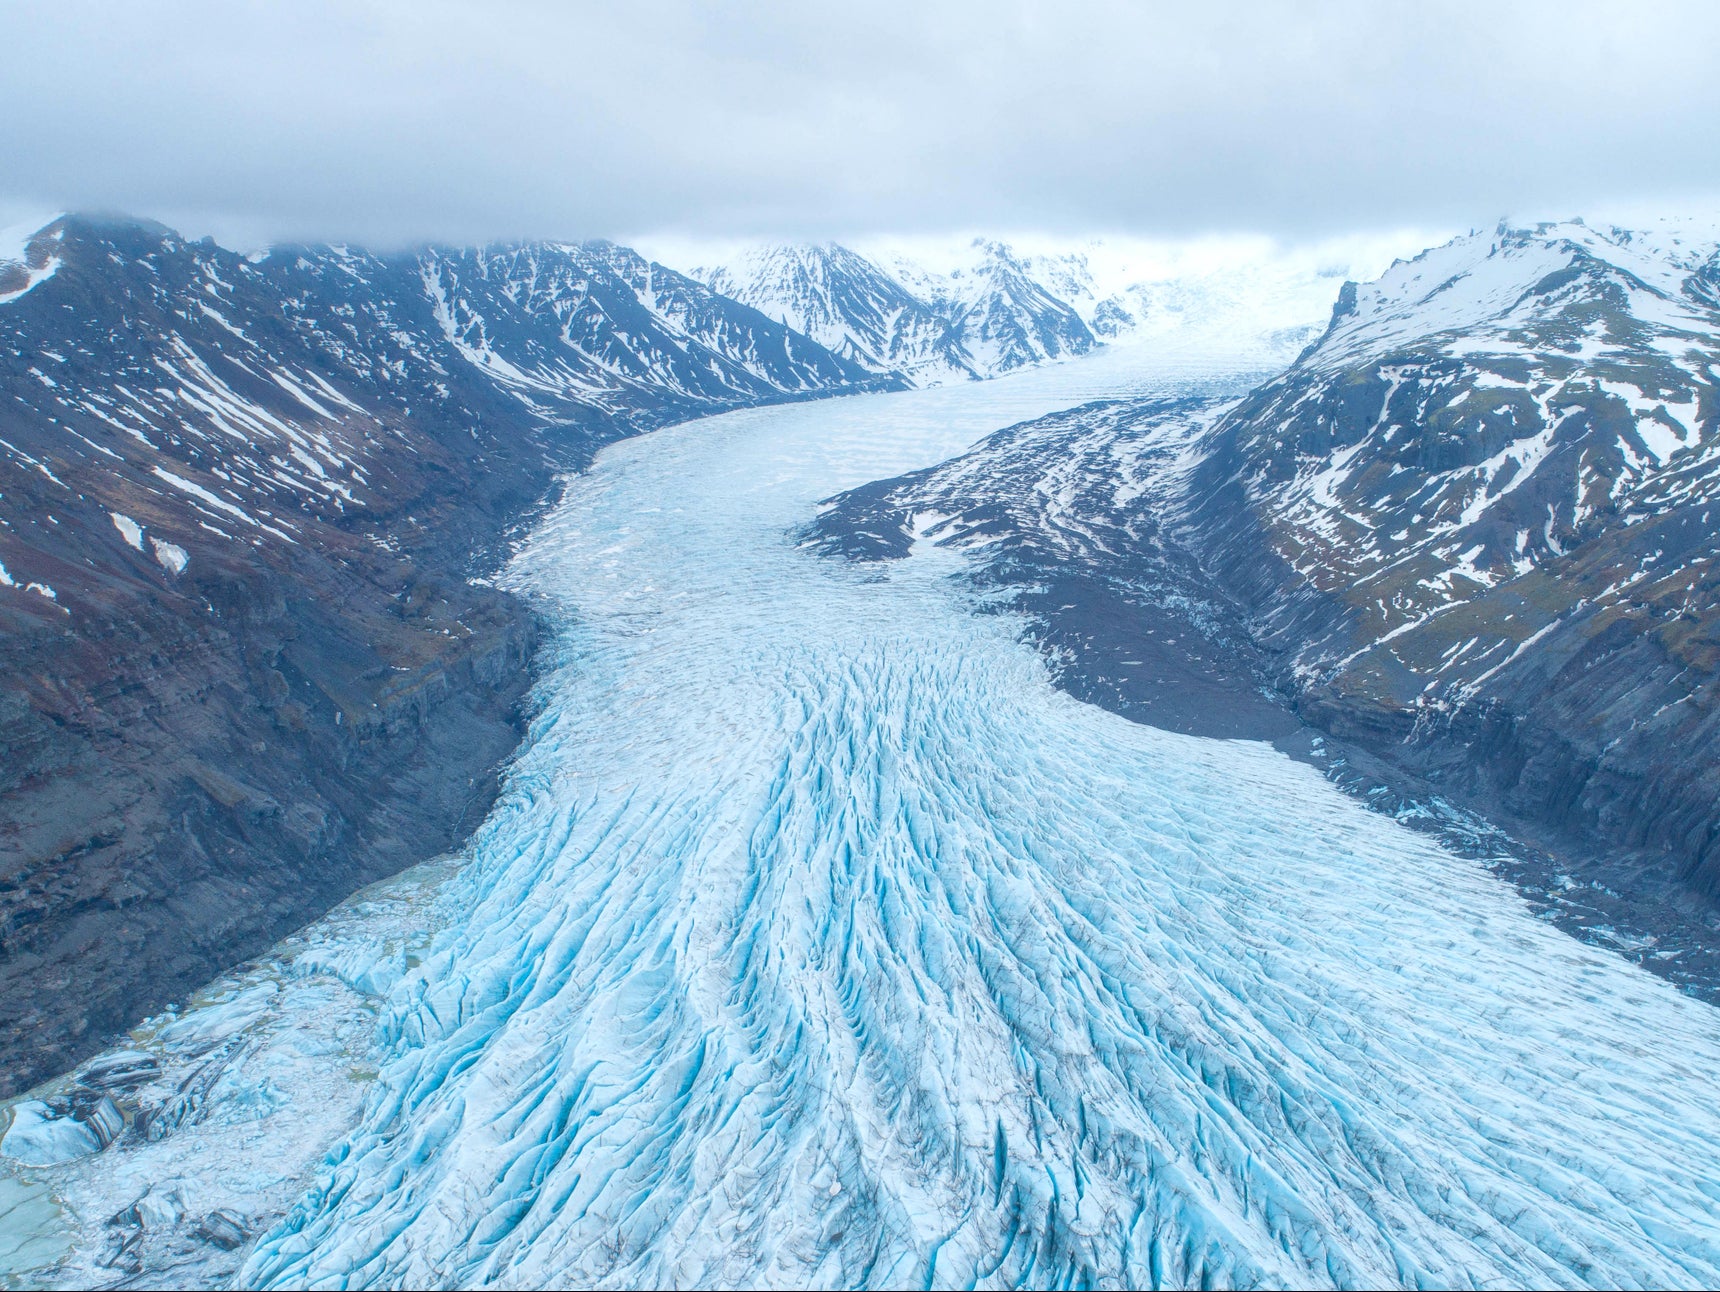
[8,344,1720,1289]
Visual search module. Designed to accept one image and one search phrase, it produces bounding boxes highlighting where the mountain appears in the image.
[675,231,1430,385]
[811,217,1720,988]
[14,253,1720,1292]
[419,239,879,421]
[678,237,1097,383]
[694,242,979,386]
[875,238,1098,375]
[0,214,885,1095]
[998,241,1348,360]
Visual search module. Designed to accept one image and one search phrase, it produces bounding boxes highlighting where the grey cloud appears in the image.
[1,0,1716,247]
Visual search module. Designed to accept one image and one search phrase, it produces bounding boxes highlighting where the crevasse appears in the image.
[240,349,1720,1289]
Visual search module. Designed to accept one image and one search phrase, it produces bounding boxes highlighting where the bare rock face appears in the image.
[0,215,882,1096]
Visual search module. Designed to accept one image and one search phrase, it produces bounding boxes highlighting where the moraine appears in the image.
[6,343,1720,1290]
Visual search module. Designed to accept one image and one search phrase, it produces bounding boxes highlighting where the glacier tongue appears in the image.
[9,345,1717,1290]
[226,347,1720,1290]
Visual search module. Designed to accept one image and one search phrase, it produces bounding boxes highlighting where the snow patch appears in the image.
[110,512,145,551]
[151,537,188,574]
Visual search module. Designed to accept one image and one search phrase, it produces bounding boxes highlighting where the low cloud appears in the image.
[2,0,1716,248]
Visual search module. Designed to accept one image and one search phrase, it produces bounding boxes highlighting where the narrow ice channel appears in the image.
[8,345,1720,1289]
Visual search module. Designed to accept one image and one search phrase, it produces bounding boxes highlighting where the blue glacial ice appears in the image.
[11,346,1720,1289]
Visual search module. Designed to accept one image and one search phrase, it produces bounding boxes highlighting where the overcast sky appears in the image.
[2,0,1716,249]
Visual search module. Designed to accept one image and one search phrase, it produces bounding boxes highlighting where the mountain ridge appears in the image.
[810,216,1720,989]
[683,236,1099,383]
[695,242,980,386]
[0,212,889,1095]
[668,229,1436,386]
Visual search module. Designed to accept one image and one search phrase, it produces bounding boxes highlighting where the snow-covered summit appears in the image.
[970,232,1434,364]
[694,242,978,386]
[1305,217,1720,370]
[1240,216,1720,600]
[655,228,1437,385]
[669,236,1101,385]
[896,238,1098,376]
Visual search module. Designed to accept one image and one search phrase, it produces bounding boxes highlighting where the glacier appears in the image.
[7,343,1720,1289]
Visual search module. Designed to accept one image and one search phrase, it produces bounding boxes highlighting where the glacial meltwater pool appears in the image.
[6,345,1720,1290]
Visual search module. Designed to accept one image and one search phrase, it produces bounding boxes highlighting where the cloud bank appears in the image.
[1,0,1716,246]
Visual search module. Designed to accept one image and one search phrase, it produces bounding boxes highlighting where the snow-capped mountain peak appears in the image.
[694,242,979,386]
[923,238,1098,375]
[0,215,68,305]
[1306,218,1720,371]
[650,228,1449,386]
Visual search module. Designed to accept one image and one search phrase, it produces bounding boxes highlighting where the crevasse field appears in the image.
[9,346,1720,1289]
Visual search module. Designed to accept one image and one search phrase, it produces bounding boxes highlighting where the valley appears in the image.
[6,215,1720,1289]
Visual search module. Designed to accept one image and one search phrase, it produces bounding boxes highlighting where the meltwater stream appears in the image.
[10,346,1720,1289]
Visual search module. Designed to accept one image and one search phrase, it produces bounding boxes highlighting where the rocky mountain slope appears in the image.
[681,237,1097,383]
[675,231,1434,385]
[695,242,979,386]
[875,238,1098,376]
[0,214,885,1095]
[813,218,1720,987]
